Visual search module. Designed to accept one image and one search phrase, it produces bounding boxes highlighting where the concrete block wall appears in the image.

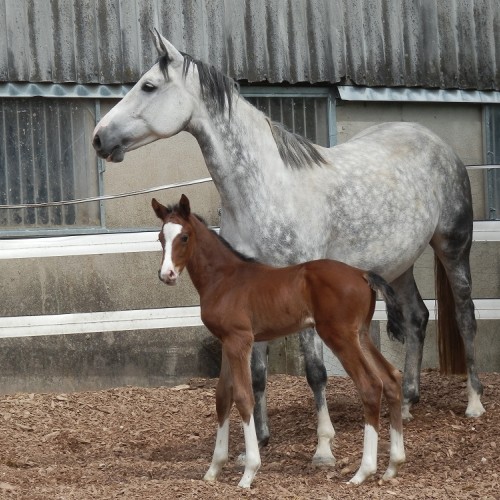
[1,99,499,394]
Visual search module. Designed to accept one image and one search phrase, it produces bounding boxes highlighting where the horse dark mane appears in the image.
[266,118,327,170]
[159,52,326,170]
[158,52,237,117]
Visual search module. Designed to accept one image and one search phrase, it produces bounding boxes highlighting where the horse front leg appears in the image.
[251,341,270,447]
[299,328,336,466]
[204,351,232,483]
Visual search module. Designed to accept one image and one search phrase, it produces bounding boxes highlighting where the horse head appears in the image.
[92,32,200,162]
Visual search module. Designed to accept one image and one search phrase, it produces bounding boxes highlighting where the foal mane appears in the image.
[195,213,256,263]
[158,52,326,169]
[167,203,256,263]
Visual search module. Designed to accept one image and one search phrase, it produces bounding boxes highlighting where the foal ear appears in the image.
[151,29,184,62]
[179,194,191,219]
[151,198,170,220]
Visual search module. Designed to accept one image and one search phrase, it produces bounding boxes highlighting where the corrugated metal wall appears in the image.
[0,0,498,89]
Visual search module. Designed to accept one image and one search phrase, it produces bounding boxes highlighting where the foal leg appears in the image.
[390,267,429,420]
[226,340,261,488]
[204,352,232,483]
[238,342,270,467]
[320,328,383,484]
[299,328,336,466]
[360,330,406,480]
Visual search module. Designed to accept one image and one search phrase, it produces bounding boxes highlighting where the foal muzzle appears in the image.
[158,269,178,286]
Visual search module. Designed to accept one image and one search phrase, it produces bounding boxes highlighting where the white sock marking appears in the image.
[238,416,261,488]
[204,419,229,482]
[312,405,336,466]
[382,425,406,480]
[465,378,485,417]
[349,424,378,485]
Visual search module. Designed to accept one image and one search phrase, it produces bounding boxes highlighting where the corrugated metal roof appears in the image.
[0,0,499,90]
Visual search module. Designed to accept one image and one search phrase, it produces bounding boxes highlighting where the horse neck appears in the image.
[186,95,282,190]
[185,215,242,295]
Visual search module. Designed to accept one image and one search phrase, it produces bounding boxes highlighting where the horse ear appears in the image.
[151,198,171,219]
[151,29,183,62]
[179,194,191,219]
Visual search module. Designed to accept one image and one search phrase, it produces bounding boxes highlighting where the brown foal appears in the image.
[152,194,406,488]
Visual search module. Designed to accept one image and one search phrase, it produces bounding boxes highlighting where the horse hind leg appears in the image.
[299,328,336,467]
[390,267,430,420]
[432,234,485,418]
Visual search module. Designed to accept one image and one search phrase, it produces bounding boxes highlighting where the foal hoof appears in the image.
[381,462,404,481]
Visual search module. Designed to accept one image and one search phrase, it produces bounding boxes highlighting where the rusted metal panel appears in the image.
[0,0,499,89]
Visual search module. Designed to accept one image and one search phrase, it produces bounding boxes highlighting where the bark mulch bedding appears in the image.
[0,369,498,499]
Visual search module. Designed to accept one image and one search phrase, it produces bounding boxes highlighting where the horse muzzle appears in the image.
[92,133,126,162]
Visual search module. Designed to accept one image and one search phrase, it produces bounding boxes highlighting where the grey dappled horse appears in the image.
[92,31,485,468]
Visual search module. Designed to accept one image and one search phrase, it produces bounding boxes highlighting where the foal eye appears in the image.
[142,82,156,93]
[181,234,189,243]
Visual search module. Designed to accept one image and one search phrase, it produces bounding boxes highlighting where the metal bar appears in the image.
[1,220,497,258]
[0,83,133,99]
[3,298,500,339]
[95,100,106,228]
[338,86,500,104]
[328,90,337,147]
[0,177,213,209]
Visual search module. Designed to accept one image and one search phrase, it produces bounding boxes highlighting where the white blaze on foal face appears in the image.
[159,222,183,284]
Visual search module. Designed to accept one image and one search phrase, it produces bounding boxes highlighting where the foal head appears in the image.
[152,194,194,286]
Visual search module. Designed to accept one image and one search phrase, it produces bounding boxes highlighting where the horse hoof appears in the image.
[401,406,414,422]
[465,406,486,418]
[312,455,336,467]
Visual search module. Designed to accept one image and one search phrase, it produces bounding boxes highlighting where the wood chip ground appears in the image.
[0,370,498,499]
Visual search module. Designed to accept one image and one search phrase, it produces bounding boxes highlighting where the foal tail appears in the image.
[364,272,405,344]
[435,256,466,375]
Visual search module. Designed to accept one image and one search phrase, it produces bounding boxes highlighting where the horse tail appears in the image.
[364,271,405,344]
[435,256,466,375]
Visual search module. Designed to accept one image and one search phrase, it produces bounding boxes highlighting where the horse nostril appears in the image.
[93,134,102,150]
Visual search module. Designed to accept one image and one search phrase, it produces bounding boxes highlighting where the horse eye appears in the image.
[181,234,189,243]
[142,82,156,93]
